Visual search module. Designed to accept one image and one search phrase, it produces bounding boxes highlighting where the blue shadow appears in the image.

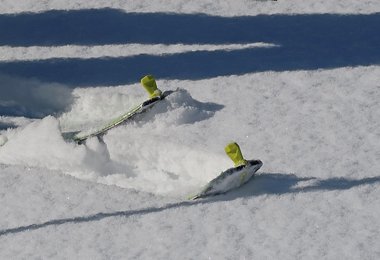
[230,173,380,198]
[1,9,379,47]
[0,10,379,86]
[0,121,16,130]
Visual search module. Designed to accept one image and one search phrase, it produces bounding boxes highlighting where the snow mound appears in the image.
[96,88,228,197]
[0,89,228,198]
[59,84,145,132]
[0,116,115,179]
[134,88,224,126]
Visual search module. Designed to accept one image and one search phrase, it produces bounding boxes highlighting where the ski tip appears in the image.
[141,75,162,98]
[225,142,247,167]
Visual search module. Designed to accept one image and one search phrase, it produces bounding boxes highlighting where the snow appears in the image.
[1,0,380,259]
[0,74,73,117]
[0,43,278,61]
[1,0,380,15]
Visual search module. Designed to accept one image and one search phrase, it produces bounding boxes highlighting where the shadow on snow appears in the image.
[0,9,379,86]
[0,121,17,130]
[1,173,379,237]
[228,173,380,198]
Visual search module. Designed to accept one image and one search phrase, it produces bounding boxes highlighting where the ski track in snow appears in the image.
[1,0,380,259]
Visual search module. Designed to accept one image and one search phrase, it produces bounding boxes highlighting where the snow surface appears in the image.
[1,1,380,259]
[1,0,380,15]
[0,43,278,61]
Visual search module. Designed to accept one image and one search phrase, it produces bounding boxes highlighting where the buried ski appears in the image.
[189,143,263,200]
[63,75,174,144]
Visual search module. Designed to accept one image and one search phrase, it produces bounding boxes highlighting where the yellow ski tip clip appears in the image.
[225,142,247,167]
[141,75,162,98]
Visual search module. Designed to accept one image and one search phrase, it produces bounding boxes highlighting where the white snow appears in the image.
[1,1,380,259]
[0,43,278,61]
[0,0,380,15]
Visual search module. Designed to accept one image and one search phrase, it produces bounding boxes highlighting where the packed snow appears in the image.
[1,0,380,259]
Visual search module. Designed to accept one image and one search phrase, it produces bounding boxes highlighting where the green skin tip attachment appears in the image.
[141,75,162,98]
[225,142,248,167]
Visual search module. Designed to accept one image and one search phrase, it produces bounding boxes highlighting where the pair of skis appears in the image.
[64,75,262,199]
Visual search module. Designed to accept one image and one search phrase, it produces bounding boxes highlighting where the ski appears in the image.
[63,75,173,144]
[189,143,263,200]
